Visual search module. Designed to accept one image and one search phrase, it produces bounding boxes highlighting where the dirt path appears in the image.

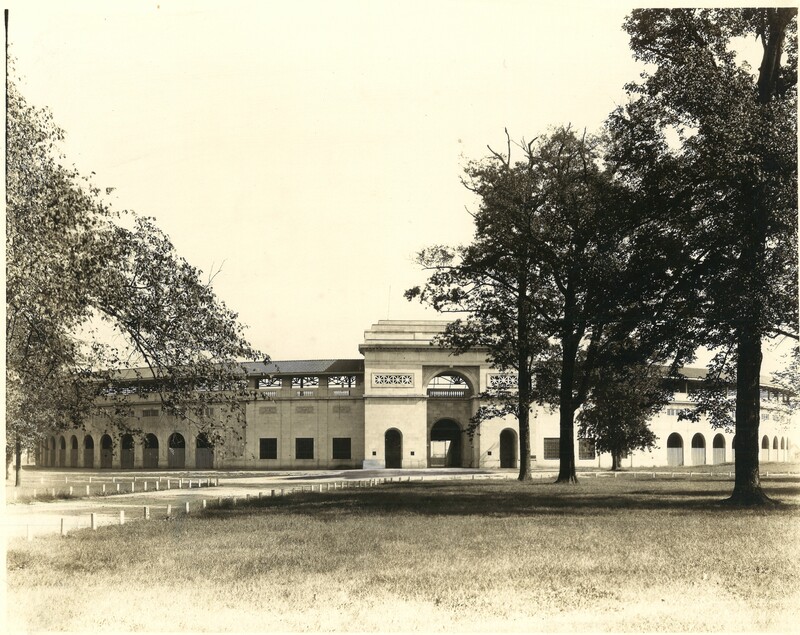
[4,467,508,539]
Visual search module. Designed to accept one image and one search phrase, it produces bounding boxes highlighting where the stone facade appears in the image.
[36,320,798,470]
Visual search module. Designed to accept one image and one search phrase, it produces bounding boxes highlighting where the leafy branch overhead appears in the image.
[6,71,265,469]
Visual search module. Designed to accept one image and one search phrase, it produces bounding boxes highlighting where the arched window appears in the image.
[666,433,684,467]
[143,434,159,468]
[712,434,726,465]
[691,433,706,466]
[83,435,95,468]
[168,433,186,468]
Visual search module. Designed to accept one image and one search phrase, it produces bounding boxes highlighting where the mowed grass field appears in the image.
[7,477,800,632]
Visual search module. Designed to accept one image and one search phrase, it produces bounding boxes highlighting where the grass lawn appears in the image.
[7,477,800,632]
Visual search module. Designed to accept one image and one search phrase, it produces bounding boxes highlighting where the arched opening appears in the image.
[70,435,79,467]
[429,419,462,467]
[121,434,135,469]
[143,434,159,468]
[666,433,684,467]
[196,433,214,469]
[761,435,770,462]
[712,434,726,464]
[385,428,403,469]
[168,432,186,468]
[426,372,473,398]
[691,433,706,466]
[781,437,786,462]
[83,435,95,468]
[59,436,67,467]
[500,428,517,468]
[100,434,113,469]
[773,436,779,451]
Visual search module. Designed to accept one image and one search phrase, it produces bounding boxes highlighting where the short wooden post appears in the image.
[89,476,93,483]
[167,504,172,517]
[143,482,148,492]
[167,480,171,490]
[258,491,262,499]
[32,488,37,498]
[86,485,91,495]
[130,483,135,493]
[232,497,237,506]
[184,501,190,514]
[51,488,56,497]
[116,483,120,493]
[280,488,284,496]
[113,477,116,483]
[69,486,73,496]
[144,506,150,520]
[202,499,207,509]
[179,478,183,488]
[652,472,656,479]
[246,493,251,500]
[155,481,159,491]
[61,518,67,537]
[120,510,125,525]
[270,489,275,497]
[90,513,97,530]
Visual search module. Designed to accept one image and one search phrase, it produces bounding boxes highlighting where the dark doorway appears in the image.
[168,433,186,468]
[666,433,683,467]
[430,419,461,467]
[121,434,135,469]
[83,435,95,468]
[196,433,214,469]
[385,429,403,469]
[500,428,517,468]
[143,434,159,468]
[100,434,113,469]
[58,437,67,467]
[70,435,79,467]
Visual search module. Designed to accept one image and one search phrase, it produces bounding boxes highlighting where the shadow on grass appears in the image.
[203,480,800,519]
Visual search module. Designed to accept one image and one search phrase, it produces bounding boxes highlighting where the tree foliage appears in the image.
[613,8,798,504]
[409,127,695,483]
[6,74,264,483]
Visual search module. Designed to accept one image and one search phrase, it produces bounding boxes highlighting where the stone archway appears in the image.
[121,434,135,469]
[143,434,160,468]
[712,434,726,464]
[70,435,79,467]
[168,433,186,468]
[385,428,403,469]
[83,435,95,468]
[429,419,462,468]
[100,434,113,469]
[666,433,683,467]
[196,433,214,469]
[500,428,517,468]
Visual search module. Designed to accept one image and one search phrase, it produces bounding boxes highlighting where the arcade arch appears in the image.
[667,433,684,467]
[500,428,517,468]
[169,433,186,468]
[385,428,403,469]
[429,419,462,468]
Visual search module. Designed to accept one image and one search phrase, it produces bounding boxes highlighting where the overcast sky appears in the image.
[7,1,793,371]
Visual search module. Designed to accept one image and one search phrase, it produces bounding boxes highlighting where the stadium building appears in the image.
[35,320,797,471]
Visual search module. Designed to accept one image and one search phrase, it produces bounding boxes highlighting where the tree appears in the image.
[405,132,554,481]
[409,127,695,483]
[6,73,264,485]
[617,8,798,505]
[577,348,669,471]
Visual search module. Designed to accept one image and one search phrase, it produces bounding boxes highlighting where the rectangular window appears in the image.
[295,437,314,459]
[258,377,282,389]
[543,437,559,460]
[142,408,160,417]
[578,439,596,461]
[332,437,351,460]
[259,438,277,460]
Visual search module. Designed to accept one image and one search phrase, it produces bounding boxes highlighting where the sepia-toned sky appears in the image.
[6,0,793,371]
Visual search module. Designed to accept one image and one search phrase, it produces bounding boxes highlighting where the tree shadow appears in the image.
[204,480,800,519]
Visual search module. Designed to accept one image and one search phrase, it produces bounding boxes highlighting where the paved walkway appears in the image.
[4,467,511,539]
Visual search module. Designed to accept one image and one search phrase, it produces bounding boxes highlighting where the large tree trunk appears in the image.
[611,451,620,472]
[728,325,772,505]
[517,272,533,481]
[556,333,579,484]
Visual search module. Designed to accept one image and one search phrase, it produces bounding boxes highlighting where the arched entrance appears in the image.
[168,433,186,468]
[100,434,113,469]
[143,434,159,468]
[781,437,786,462]
[712,434,726,464]
[58,437,67,467]
[70,436,79,467]
[500,428,517,468]
[666,433,683,467]
[196,433,214,469]
[761,435,770,462]
[83,435,95,468]
[429,419,462,467]
[121,434,135,469]
[385,428,403,469]
[691,433,706,465]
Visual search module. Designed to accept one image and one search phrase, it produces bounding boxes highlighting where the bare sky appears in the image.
[6,0,793,371]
